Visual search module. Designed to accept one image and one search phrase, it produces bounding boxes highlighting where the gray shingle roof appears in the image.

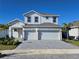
[38,12,59,16]
[8,19,20,26]
[23,10,59,17]
[24,23,61,28]
[8,18,23,26]
[70,21,79,28]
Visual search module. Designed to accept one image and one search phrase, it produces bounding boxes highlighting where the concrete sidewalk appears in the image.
[1,49,79,55]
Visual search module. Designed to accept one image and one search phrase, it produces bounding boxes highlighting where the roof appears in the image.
[23,10,59,17]
[24,23,61,28]
[8,18,22,26]
[70,21,79,28]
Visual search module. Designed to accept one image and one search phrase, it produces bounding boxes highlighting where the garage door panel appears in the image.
[41,32,59,40]
[28,32,38,40]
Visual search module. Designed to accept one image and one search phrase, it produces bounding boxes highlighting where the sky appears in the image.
[0,0,79,25]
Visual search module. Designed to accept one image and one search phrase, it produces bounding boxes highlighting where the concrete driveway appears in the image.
[16,40,79,49]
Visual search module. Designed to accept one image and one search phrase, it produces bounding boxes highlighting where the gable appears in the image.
[24,10,40,17]
[8,19,20,26]
[23,10,59,17]
[10,22,24,28]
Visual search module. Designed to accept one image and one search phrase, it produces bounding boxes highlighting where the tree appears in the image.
[0,24,9,29]
[62,23,71,39]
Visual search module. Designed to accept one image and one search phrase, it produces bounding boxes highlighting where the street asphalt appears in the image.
[1,54,79,59]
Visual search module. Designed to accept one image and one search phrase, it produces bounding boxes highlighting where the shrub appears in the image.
[6,40,14,45]
[0,37,21,45]
[0,41,3,44]
[68,36,75,40]
[0,37,5,41]
[2,40,8,45]
[13,40,21,45]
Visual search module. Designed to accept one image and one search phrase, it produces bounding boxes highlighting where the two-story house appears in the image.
[8,10,62,41]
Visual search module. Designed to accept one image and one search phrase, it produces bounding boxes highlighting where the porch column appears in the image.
[9,27,13,38]
[59,29,62,40]
[38,31,41,40]
[22,28,25,40]
[36,28,38,40]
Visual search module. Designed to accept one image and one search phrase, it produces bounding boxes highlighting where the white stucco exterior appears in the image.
[69,28,79,38]
[25,13,41,24]
[8,10,62,41]
[9,21,24,41]
[41,16,58,24]
[24,13,58,24]
[23,27,62,40]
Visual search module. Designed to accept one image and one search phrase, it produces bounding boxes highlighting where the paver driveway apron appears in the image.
[2,40,76,55]
[16,40,79,49]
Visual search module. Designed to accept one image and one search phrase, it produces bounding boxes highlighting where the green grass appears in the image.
[64,39,79,46]
[0,44,17,50]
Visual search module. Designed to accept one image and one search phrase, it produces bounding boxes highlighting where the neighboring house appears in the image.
[69,21,79,39]
[0,29,8,38]
[8,10,62,41]
[0,26,8,38]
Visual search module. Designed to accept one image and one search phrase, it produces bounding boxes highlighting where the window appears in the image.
[53,17,56,22]
[27,17,31,22]
[35,17,38,22]
[14,28,17,31]
[46,16,48,19]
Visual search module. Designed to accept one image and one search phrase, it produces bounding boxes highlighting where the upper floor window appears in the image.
[35,17,38,22]
[46,16,49,19]
[27,17,31,22]
[53,17,56,22]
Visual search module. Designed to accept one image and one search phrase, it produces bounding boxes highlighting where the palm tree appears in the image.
[62,23,71,39]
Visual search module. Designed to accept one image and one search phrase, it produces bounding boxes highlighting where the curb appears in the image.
[1,49,79,55]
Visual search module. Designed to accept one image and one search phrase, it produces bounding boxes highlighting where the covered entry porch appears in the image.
[9,27,23,41]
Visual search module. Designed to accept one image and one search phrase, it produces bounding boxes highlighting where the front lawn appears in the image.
[64,39,79,46]
[0,44,17,50]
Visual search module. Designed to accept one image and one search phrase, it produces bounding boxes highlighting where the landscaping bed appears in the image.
[0,45,17,50]
[0,37,21,50]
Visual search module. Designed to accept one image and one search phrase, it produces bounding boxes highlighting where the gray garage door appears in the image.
[41,31,60,40]
[28,32,38,40]
[24,30,38,40]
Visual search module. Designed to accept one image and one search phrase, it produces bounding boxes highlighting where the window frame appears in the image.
[35,17,38,22]
[53,17,56,23]
[27,17,31,22]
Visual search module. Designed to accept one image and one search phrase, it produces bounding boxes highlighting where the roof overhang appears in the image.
[23,23,62,28]
[23,10,59,17]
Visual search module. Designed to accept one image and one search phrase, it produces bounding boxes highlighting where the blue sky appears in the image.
[0,0,79,25]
